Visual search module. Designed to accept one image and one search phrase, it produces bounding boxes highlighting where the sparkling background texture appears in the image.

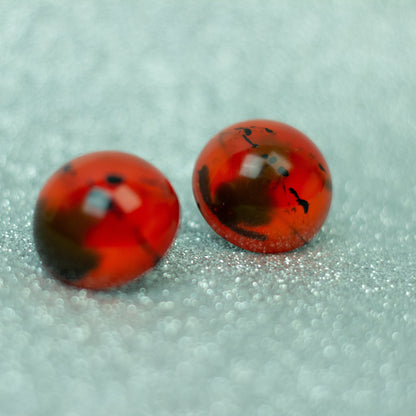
[1,1,416,415]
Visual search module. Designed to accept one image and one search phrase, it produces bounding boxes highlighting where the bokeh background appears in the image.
[1,1,416,415]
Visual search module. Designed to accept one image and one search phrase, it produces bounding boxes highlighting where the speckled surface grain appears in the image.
[1,1,416,415]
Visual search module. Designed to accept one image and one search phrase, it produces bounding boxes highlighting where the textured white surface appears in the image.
[1,1,416,415]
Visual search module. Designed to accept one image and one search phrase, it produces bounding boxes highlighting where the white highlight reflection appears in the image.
[82,185,142,218]
[239,152,292,179]
[82,187,112,218]
[239,154,265,179]
[113,185,142,213]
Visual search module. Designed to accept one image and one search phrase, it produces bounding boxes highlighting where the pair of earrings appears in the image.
[33,119,332,290]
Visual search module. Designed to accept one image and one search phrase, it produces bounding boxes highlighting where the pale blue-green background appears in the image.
[1,1,416,415]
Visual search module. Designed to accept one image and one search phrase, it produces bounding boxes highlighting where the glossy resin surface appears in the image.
[193,120,332,252]
[33,151,180,289]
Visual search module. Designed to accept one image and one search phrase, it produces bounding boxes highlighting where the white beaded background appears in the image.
[1,1,416,415]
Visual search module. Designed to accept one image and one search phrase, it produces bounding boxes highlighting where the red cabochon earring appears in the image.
[192,120,332,253]
[33,151,180,289]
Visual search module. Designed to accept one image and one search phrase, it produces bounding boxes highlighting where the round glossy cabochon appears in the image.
[33,151,180,289]
[192,120,332,253]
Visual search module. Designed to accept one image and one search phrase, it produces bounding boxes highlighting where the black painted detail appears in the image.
[265,128,274,133]
[261,154,268,159]
[290,226,308,244]
[106,174,124,184]
[278,166,289,177]
[33,200,99,282]
[289,188,309,214]
[242,134,258,148]
[198,164,270,241]
[235,127,258,148]
[133,227,161,264]
[198,165,213,206]
[229,224,268,241]
[318,163,326,172]
[235,127,252,136]
[62,164,76,176]
[214,179,272,227]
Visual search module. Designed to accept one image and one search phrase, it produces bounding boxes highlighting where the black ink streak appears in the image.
[101,194,163,265]
[235,127,258,147]
[265,128,274,133]
[318,163,326,172]
[242,134,258,148]
[197,165,269,241]
[133,227,161,264]
[106,174,124,184]
[33,200,99,282]
[289,188,309,214]
[235,127,252,136]
[291,226,308,244]
[62,164,76,175]
[198,165,213,206]
[229,225,268,241]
